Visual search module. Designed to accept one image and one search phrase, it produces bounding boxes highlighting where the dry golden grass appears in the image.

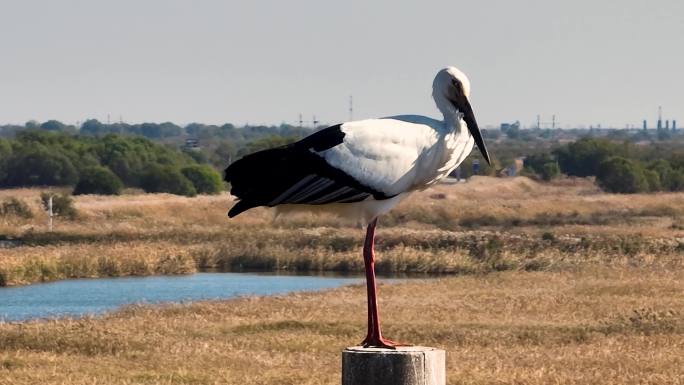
[1,267,683,384]
[2,177,684,286]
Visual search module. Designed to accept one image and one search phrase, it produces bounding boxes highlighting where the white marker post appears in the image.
[47,195,53,232]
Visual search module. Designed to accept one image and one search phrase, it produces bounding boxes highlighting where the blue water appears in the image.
[0,272,367,322]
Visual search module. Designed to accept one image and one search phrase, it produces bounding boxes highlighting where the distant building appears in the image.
[674,120,677,131]
[500,121,521,131]
[184,138,200,151]
[472,159,480,175]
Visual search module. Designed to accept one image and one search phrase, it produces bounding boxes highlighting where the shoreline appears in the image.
[2,227,682,287]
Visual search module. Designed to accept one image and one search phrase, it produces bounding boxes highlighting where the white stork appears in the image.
[224,66,491,348]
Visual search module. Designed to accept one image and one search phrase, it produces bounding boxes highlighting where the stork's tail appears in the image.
[225,124,349,218]
[224,147,293,217]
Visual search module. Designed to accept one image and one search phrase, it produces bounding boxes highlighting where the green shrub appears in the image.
[181,165,223,194]
[596,157,648,194]
[643,169,662,192]
[540,162,561,181]
[139,165,196,197]
[73,166,123,195]
[664,169,684,192]
[5,147,78,187]
[0,197,33,218]
[0,139,11,182]
[645,160,684,192]
[524,153,555,173]
[554,138,625,177]
[647,160,672,182]
[182,148,210,164]
[238,135,298,157]
[40,192,78,219]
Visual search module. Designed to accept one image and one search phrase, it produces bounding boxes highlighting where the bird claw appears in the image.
[360,336,409,350]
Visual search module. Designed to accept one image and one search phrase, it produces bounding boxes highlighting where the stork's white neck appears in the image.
[433,92,463,132]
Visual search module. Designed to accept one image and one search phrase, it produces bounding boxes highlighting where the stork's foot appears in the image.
[360,335,409,349]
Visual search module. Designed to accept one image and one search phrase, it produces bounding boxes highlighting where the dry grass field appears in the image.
[1,176,684,384]
[1,176,684,286]
[0,178,684,286]
[1,268,683,384]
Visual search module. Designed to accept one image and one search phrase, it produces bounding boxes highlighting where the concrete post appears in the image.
[342,346,445,385]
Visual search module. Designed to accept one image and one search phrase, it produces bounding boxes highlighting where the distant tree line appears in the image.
[2,119,682,195]
[0,120,313,172]
[0,131,223,196]
[522,138,684,193]
[0,119,311,142]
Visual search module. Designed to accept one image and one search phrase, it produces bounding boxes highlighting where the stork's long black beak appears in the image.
[460,98,491,166]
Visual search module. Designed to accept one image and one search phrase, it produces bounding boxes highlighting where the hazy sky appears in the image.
[1,0,682,128]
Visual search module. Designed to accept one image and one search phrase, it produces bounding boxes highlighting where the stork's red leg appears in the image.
[360,218,400,349]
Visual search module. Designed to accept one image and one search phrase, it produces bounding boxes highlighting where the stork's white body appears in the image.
[278,114,474,223]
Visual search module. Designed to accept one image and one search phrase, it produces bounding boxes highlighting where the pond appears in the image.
[0,272,382,322]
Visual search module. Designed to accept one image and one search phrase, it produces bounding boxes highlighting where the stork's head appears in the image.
[433,67,490,165]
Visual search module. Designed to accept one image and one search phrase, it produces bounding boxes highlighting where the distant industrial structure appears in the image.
[297,113,320,128]
[492,108,679,132]
[644,106,677,131]
[533,115,558,129]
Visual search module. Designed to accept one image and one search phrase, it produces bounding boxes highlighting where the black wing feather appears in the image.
[224,125,391,217]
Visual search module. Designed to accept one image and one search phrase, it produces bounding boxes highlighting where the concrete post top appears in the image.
[344,346,443,354]
[342,346,446,385]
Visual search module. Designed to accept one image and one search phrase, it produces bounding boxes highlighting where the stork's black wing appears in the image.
[224,125,392,217]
